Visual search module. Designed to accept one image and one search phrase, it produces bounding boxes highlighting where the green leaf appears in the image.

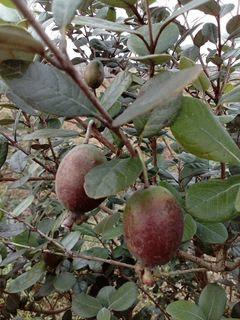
[72,293,102,318]
[73,16,137,34]
[0,24,44,62]
[12,195,34,217]
[130,54,171,65]
[0,136,8,169]
[101,71,132,110]
[61,231,81,250]
[186,175,240,222]
[7,262,46,293]
[53,272,76,292]
[109,282,138,311]
[1,61,97,117]
[221,85,240,104]
[0,0,15,8]
[197,222,228,244]
[84,157,142,199]
[202,23,218,43]
[226,15,240,38]
[128,23,179,56]
[199,284,227,320]
[22,129,79,140]
[179,56,210,91]
[169,0,211,20]
[97,286,116,307]
[94,213,120,235]
[100,0,137,8]
[134,93,182,138]
[52,0,84,28]
[113,66,202,127]
[97,308,111,320]
[166,301,207,320]
[179,0,220,16]
[182,214,197,242]
[0,4,22,23]
[171,97,240,165]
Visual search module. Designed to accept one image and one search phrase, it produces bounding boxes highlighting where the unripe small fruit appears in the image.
[84,60,104,89]
[123,186,183,268]
[55,144,106,215]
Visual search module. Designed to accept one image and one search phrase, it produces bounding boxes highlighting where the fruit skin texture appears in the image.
[55,144,106,215]
[84,60,104,89]
[123,186,183,268]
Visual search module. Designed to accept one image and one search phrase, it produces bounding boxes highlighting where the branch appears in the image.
[0,130,55,174]
[0,176,54,182]
[11,0,136,158]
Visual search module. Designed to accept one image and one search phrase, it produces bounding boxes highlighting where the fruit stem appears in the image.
[84,120,94,144]
[136,147,150,188]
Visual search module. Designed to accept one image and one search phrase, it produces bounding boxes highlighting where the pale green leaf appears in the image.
[13,195,34,217]
[52,0,84,28]
[113,66,202,127]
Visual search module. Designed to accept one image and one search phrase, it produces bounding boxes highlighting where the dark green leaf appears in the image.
[199,284,227,320]
[7,262,46,293]
[171,97,240,165]
[179,0,220,16]
[109,282,138,311]
[202,23,218,43]
[197,222,228,243]
[52,0,84,28]
[227,15,240,38]
[113,66,202,127]
[0,136,8,169]
[101,71,132,110]
[84,157,142,199]
[166,301,206,320]
[186,175,240,222]
[53,272,76,292]
[72,293,102,318]
[1,61,97,117]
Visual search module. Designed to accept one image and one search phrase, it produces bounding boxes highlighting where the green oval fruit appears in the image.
[84,60,104,89]
[55,144,106,214]
[123,186,183,268]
